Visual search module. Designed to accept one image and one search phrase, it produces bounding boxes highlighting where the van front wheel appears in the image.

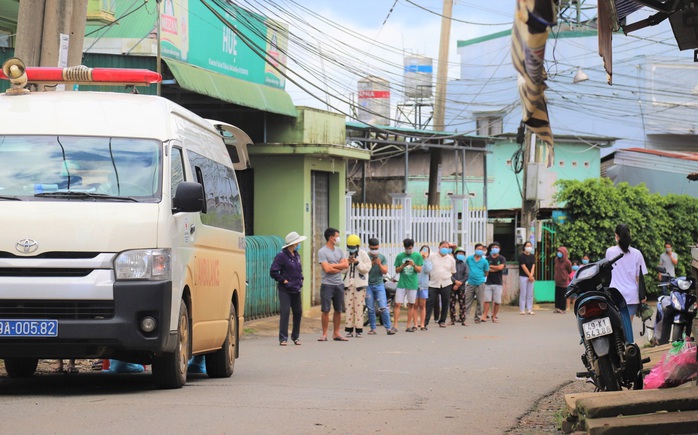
[206,303,237,378]
[4,358,38,378]
[152,302,190,389]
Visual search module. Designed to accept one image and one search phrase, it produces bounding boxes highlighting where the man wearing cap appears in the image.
[270,231,307,346]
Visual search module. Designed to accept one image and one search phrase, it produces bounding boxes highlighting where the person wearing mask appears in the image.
[270,231,307,346]
[449,247,469,325]
[343,235,372,338]
[318,227,349,341]
[365,238,397,335]
[553,246,573,314]
[658,242,678,278]
[394,238,424,332]
[518,241,536,315]
[483,242,506,323]
[426,241,456,329]
[464,243,490,324]
[605,224,647,338]
[416,245,433,331]
[581,254,590,266]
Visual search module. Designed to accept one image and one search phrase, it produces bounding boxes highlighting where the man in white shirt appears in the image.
[425,241,456,328]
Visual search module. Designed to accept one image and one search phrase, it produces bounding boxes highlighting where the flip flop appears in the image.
[317,336,327,342]
[293,339,301,346]
[333,336,349,341]
[492,318,499,323]
[279,341,287,346]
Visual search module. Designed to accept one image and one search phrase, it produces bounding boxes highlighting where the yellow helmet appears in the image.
[346,234,361,247]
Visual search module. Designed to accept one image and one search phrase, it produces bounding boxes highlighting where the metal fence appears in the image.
[346,193,487,276]
[244,235,283,320]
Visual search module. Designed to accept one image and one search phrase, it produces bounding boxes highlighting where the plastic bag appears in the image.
[644,340,698,389]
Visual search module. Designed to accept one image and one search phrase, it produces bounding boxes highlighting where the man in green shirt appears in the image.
[394,238,424,332]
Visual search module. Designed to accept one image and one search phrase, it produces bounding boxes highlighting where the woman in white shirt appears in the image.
[605,223,647,322]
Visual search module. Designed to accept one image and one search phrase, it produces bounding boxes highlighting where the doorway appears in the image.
[311,171,330,305]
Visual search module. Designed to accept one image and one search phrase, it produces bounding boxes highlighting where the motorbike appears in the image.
[653,267,696,345]
[565,253,648,391]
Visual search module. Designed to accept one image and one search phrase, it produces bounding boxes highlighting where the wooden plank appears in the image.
[585,409,698,435]
[565,391,628,416]
[576,386,698,419]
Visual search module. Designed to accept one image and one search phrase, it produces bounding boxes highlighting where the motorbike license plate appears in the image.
[583,317,613,340]
[0,320,58,337]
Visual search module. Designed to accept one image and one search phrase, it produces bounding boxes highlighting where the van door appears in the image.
[207,121,253,171]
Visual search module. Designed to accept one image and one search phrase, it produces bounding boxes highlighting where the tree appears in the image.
[554,178,698,294]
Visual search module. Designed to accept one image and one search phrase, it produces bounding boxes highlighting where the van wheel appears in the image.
[152,302,190,389]
[206,303,237,378]
[4,358,38,378]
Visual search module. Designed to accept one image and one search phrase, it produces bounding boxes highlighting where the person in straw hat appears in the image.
[270,231,307,346]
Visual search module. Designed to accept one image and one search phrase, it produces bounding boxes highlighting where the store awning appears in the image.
[163,59,297,117]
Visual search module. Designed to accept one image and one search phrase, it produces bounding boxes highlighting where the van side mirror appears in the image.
[173,182,204,213]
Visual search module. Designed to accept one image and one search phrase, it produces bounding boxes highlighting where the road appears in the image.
[0,304,639,434]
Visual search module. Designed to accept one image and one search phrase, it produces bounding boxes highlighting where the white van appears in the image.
[0,61,248,388]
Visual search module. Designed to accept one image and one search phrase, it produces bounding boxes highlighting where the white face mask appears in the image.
[334,236,341,244]
[525,246,533,253]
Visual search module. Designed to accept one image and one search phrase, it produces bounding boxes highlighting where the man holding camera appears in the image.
[394,238,424,332]
[366,238,397,335]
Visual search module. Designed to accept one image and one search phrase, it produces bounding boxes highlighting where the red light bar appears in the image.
[0,66,161,86]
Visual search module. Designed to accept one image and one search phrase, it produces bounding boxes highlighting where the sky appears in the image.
[254,0,521,113]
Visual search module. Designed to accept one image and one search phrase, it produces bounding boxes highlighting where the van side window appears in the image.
[171,147,185,199]
[187,151,243,232]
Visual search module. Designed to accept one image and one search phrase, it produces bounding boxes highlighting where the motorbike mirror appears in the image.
[655,266,666,273]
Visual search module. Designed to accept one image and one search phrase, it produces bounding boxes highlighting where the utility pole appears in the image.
[427,0,453,206]
[520,128,537,247]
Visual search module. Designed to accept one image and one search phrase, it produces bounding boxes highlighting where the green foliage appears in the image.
[554,178,698,295]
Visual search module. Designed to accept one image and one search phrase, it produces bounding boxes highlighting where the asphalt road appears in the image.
[1,304,644,434]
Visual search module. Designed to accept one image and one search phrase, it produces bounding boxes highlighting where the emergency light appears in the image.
[1,58,162,94]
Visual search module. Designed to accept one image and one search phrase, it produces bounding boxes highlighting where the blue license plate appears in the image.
[0,320,58,337]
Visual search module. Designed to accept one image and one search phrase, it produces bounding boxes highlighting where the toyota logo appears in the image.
[16,239,38,254]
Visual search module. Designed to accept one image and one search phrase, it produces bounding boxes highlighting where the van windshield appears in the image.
[0,135,161,201]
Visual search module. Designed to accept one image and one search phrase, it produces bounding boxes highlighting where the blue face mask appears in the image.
[582,259,589,264]
[475,249,484,256]
[456,254,465,261]
[439,247,450,256]
[296,243,301,251]
[572,265,579,271]
[491,248,500,255]
[348,247,358,253]
[557,252,563,258]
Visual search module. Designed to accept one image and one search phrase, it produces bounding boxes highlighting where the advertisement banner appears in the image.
[159,0,287,89]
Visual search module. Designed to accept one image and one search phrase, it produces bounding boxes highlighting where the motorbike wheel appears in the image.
[670,324,685,343]
[596,355,621,391]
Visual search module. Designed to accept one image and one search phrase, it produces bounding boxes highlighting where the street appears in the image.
[0,304,636,434]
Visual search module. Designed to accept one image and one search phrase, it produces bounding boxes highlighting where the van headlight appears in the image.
[114,249,171,281]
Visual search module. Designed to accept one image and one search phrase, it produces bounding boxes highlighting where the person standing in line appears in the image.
[449,247,469,325]
[463,243,490,324]
[343,235,372,338]
[568,260,579,312]
[426,241,456,329]
[553,246,573,314]
[365,238,397,335]
[658,242,678,279]
[394,238,423,332]
[270,231,307,346]
[605,224,647,330]
[318,227,349,342]
[416,245,433,330]
[581,254,590,266]
[483,242,506,323]
[519,241,536,315]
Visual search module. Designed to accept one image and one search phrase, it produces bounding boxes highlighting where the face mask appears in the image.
[439,247,450,256]
[572,265,579,271]
[347,247,358,253]
[456,254,466,261]
[557,252,563,258]
[296,243,301,251]
[666,247,671,253]
[525,246,533,253]
[335,236,340,244]
[405,249,413,255]
[491,248,500,255]
[369,249,379,256]
[420,249,429,255]
[475,249,484,256]
[582,259,589,264]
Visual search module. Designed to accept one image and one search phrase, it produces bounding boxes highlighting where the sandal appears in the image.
[317,336,328,342]
[280,341,287,346]
[367,330,377,335]
[67,367,78,374]
[333,336,349,341]
[293,339,301,346]
[345,332,354,338]
[492,317,499,323]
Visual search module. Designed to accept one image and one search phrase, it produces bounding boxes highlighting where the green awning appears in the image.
[164,59,297,117]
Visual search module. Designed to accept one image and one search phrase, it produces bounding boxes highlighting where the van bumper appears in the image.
[0,281,175,359]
